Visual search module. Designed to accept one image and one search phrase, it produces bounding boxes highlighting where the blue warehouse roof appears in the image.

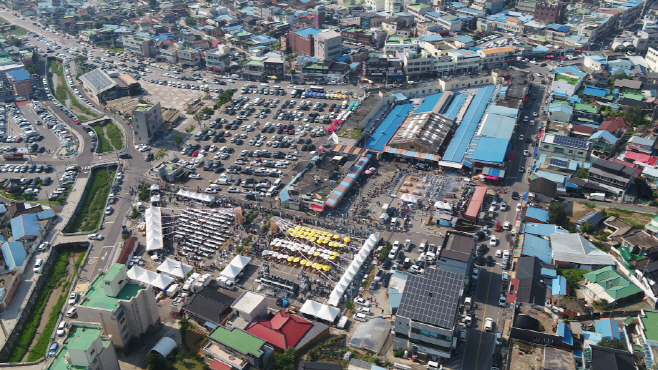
[7,69,31,82]
[526,206,550,223]
[524,223,568,237]
[1,241,26,271]
[521,234,552,264]
[10,214,42,241]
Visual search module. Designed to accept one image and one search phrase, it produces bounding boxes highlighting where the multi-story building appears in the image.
[393,268,465,361]
[264,57,285,80]
[587,158,637,196]
[132,102,163,145]
[477,47,515,70]
[632,29,658,52]
[205,46,231,73]
[244,59,265,81]
[122,36,155,58]
[646,47,658,72]
[314,31,342,61]
[384,36,420,54]
[7,69,32,98]
[471,0,504,14]
[533,1,566,23]
[551,70,584,97]
[177,48,202,67]
[401,50,436,79]
[76,264,160,349]
[48,324,120,370]
[447,49,481,74]
[425,12,462,32]
[341,28,374,45]
[386,0,403,13]
[537,134,591,162]
[288,28,321,57]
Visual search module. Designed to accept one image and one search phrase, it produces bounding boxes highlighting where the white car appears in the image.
[484,317,493,331]
[354,297,371,307]
[503,221,511,230]
[88,234,104,240]
[205,188,218,194]
[56,321,67,337]
[37,242,50,251]
[68,292,78,305]
[189,173,201,179]
[227,187,240,193]
[105,207,112,215]
[519,134,524,141]
[490,235,497,246]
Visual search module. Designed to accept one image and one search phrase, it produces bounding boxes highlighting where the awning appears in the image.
[205,321,219,329]
[309,204,324,212]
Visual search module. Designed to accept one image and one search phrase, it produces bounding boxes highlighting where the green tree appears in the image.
[173,134,184,148]
[548,202,568,227]
[185,125,196,133]
[155,148,168,160]
[557,269,589,293]
[185,16,197,27]
[146,353,174,370]
[469,17,478,30]
[574,167,589,178]
[193,113,204,124]
[580,221,594,234]
[624,105,650,127]
[273,347,297,370]
[25,63,39,75]
[597,337,626,350]
[201,107,214,115]
[11,38,22,47]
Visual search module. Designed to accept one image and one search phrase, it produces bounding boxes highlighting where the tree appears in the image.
[469,17,478,30]
[201,107,214,115]
[185,16,197,27]
[574,167,589,178]
[11,38,22,47]
[285,46,293,55]
[173,134,184,148]
[597,337,625,350]
[146,353,173,370]
[155,148,168,160]
[548,202,568,227]
[273,347,297,370]
[25,63,39,75]
[624,105,650,127]
[193,113,204,124]
[185,125,196,133]
[580,221,594,234]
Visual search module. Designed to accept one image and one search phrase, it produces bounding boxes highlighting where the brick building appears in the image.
[534,1,566,24]
[288,27,322,57]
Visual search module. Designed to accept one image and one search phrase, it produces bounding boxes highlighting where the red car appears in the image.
[74,119,80,124]
[288,129,295,134]
[494,222,502,232]
[192,150,199,157]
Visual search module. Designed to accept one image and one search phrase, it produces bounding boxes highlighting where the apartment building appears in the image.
[264,57,285,79]
[289,27,321,57]
[76,264,160,349]
[205,47,231,73]
[401,50,436,79]
[477,46,515,70]
[447,49,481,74]
[132,102,164,145]
[314,30,342,61]
[533,1,566,23]
[646,47,658,72]
[537,134,591,162]
[587,158,636,196]
[123,36,155,58]
[384,37,421,54]
[341,28,374,45]
[47,324,120,370]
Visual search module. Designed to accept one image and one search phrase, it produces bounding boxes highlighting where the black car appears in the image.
[119,153,132,159]
[486,255,495,266]
[475,256,486,266]
[145,153,154,161]
[474,231,486,241]
[477,244,488,256]
[512,191,520,200]
[395,251,405,264]
[381,272,392,287]
[492,353,502,368]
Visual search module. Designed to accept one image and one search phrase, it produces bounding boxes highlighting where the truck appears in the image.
[341,100,348,109]
[216,275,235,290]
[588,193,606,201]
[217,173,232,185]
[3,152,23,160]
[165,284,180,298]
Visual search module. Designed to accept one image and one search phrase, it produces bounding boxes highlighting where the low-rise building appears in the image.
[205,327,275,370]
[314,30,342,61]
[205,47,231,73]
[583,266,643,305]
[77,264,160,349]
[48,324,120,370]
[537,134,591,162]
[123,36,155,58]
[587,158,637,196]
[551,71,584,97]
[477,46,515,70]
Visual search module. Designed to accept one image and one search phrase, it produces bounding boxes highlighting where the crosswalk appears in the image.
[74,282,91,294]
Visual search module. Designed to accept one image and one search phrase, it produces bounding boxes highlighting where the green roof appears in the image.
[554,73,580,85]
[134,104,155,112]
[247,60,264,66]
[49,327,102,370]
[208,327,265,356]
[641,311,658,341]
[621,92,644,101]
[583,266,643,300]
[81,274,144,310]
[103,264,123,283]
[574,103,598,113]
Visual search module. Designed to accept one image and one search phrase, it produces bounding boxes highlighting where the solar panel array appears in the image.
[82,68,115,91]
[553,135,588,149]
[396,269,463,328]
[549,158,568,168]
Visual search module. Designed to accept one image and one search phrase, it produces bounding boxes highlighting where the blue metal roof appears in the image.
[325,155,371,208]
[557,321,573,346]
[7,69,30,82]
[442,86,496,164]
[37,209,55,220]
[454,36,474,43]
[472,137,508,164]
[365,104,415,151]
[0,204,6,213]
[388,288,403,311]
[526,206,549,223]
[524,223,568,237]
[521,234,552,264]
[583,85,610,97]
[293,27,321,38]
[443,93,467,120]
[595,318,621,340]
[1,241,26,270]
[10,214,41,241]
[552,276,568,295]
[414,92,443,113]
[418,34,444,42]
[546,24,570,32]
[393,93,408,102]
[488,105,519,118]
[480,113,516,139]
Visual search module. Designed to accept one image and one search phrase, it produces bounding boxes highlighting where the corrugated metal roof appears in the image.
[325,155,371,208]
[521,234,552,263]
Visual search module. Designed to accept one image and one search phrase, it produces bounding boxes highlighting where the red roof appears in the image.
[599,116,629,135]
[245,312,312,350]
[464,186,487,222]
[117,237,138,264]
[624,151,658,166]
[210,359,232,370]
[571,125,594,136]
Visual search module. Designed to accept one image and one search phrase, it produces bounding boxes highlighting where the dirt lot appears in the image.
[571,202,653,228]
[509,340,543,370]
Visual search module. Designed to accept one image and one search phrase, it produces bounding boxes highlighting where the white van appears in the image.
[427,361,442,370]
[273,179,282,188]
[34,259,44,273]
[354,313,368,322]
[390,217,398,227]
[66,306,77,318]
[502,271,509,282]
[266,186,278,197]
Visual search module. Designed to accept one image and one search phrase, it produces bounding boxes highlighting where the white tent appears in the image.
[176,189,214,203]
[157,258,193,279]
[327,232,380,306]
[229,255,251,270]
[220,264,242,280]
[434,201,453,211]
[400,194,419,203]
[127,266,174,290]
[145,207,163,251]
[300,300,340,322]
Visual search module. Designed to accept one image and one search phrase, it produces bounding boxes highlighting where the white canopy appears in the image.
[300,299,340,322]
[400,194,419,203]
[127,266,174,290]
[327,232,380,306]
[145,207,163,251]
[157,258,193,279]
[434,201,453,211]
[229,255,251,270]
[176,189,214,203]
[220,255,252,281]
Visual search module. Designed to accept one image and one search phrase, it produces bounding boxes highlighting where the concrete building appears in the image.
[424,12,462,32]
[206,46,231,73]
[289,28,322,57]
[533,1,566,23]
[76,264,160,349]
[264,57,285,79]
[79,68,117,104]
[551,70,584,97]
[122,36,155,58]
[587,158,637,196]
[6,68,32,98]
[646,47,658,72]
[446,50,481,74]
[393,268,465,361]
[132,102,163,145]
[48,324,120,370]
[204,327,275,369]
[477,47,515,70]
[177,48,202,67]
[537,134,591,162]
[314,31,342,61]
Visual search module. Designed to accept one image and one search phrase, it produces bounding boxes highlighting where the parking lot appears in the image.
[159,83,355,199]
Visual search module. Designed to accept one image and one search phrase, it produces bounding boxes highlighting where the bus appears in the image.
[309,86,325,93]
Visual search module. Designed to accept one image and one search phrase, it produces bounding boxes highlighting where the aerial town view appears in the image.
[1,0,658,369]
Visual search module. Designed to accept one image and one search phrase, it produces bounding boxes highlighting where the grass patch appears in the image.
[68,91,98,118]
[12,28,27,35]
[579,202,596,209]
[51,60,97,121]
[26,294,66,362]
[622,218,645,228]
[91,125,113,154]
[7,252,70,362]
[337,127,362,139]
[105,122,124,150]
[64,166,117,233]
